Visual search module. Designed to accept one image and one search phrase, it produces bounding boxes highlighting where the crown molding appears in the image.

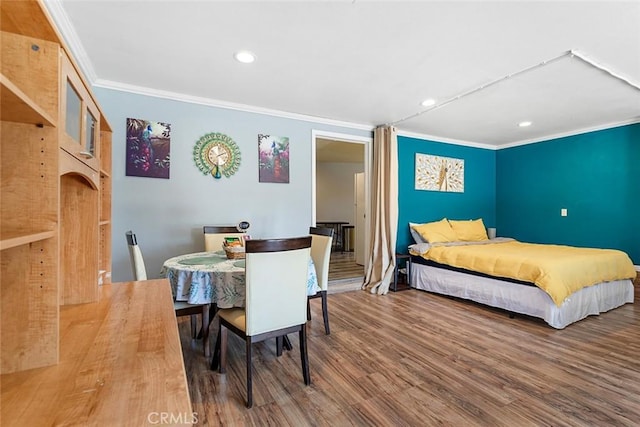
[94,78,375,132]
[104,76,638,152]
[497,118,640,149]
[42,0,98,83]
[396,130,498,150]
[97,79,495,150]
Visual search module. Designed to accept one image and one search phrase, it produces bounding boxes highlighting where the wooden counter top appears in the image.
[1,279,193,426]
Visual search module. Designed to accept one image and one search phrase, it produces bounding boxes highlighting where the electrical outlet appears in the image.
[561,208,568,217]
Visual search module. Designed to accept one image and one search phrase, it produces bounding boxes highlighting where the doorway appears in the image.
[311,130,371,288]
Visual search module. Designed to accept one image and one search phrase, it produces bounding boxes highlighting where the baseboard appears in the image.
[328,277,363,294]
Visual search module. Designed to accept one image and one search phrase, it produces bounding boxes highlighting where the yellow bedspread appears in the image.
[418,240,636,306]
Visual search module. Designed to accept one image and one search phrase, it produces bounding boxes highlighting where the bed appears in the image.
[407,219,636,329]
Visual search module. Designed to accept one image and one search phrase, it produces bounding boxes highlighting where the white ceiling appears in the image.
[47,0,640,149]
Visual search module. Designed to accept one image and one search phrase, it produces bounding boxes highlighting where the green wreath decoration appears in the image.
[193,132,241,179]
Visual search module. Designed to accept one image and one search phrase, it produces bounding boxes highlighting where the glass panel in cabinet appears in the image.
[65,79,82,143]
[85,109,97,157]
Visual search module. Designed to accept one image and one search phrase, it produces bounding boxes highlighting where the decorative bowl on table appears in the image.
[223,244,246,259]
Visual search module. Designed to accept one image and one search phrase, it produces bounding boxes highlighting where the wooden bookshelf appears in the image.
[1,29,60,373]
[0,0,112,373]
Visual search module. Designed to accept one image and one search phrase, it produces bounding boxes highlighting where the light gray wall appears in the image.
[316,162,364,225]
[94,88,372,282]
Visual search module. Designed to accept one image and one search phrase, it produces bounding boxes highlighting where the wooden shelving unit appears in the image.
[0,0,112,374]
[1,27,60,374]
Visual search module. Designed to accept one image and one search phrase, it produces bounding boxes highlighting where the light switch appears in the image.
[561,208,568,217]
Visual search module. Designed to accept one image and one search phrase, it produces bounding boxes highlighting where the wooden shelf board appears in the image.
[0,74,55,127]
[0,230,56,251]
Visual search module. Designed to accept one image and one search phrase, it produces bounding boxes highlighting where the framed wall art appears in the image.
[415,153,464,192]
[126,118,171,179]
[258,134,289,183]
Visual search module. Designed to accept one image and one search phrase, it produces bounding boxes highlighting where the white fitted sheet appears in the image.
[410,262,634,329]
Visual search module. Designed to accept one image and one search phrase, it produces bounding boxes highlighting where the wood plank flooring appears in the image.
[180,275,640,426]
[328,250,364,282]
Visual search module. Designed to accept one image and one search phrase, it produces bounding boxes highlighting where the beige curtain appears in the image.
[362,125,398,295]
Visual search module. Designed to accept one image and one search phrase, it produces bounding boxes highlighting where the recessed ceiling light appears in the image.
[234,50,256,64]
[518,121,532,127]
[421,98,436,107]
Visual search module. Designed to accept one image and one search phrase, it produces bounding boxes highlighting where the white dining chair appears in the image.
[308,226,334,334]
[125,230,213,356]
[211,236,312,408]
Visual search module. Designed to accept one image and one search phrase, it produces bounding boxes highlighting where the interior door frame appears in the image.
[311,130,372,272]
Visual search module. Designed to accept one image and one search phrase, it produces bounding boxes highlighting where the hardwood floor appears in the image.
[180,276,640,426]
[328,250,364,282]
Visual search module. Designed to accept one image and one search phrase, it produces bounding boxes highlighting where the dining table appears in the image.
[160,250,319,308]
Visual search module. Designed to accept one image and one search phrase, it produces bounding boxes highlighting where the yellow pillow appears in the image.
[412,218,457,243]
[449,219,488,241]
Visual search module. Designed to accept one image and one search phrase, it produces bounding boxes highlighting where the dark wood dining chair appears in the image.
[307,226,334,334]
[211,236,312,408]
[203,225,245,252]
[126,230,213,356]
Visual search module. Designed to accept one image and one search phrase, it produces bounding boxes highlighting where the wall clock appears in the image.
[415,153,464,192]
[193,132,241,179]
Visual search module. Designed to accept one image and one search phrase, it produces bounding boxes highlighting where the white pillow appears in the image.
[409,222,428,244]
[409,242,431,255]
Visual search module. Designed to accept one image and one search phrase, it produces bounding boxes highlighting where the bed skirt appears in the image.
[410,262,634,329]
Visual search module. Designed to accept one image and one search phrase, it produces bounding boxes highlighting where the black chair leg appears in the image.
[299,325,311,385]
[202,304,211,357]
[210,325,220,370]
[283,335,293,351]
[276,336,283,357]
[219,325,228,374]
[196,315,203,339]
[190,315,198,339]
[307,298,312,321]
[320,290,330,335]
[246,338,253,408]
[199,303,218,338]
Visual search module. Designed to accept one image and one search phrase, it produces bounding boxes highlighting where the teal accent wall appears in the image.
[496,123,640,264]
[397,136,496,253]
